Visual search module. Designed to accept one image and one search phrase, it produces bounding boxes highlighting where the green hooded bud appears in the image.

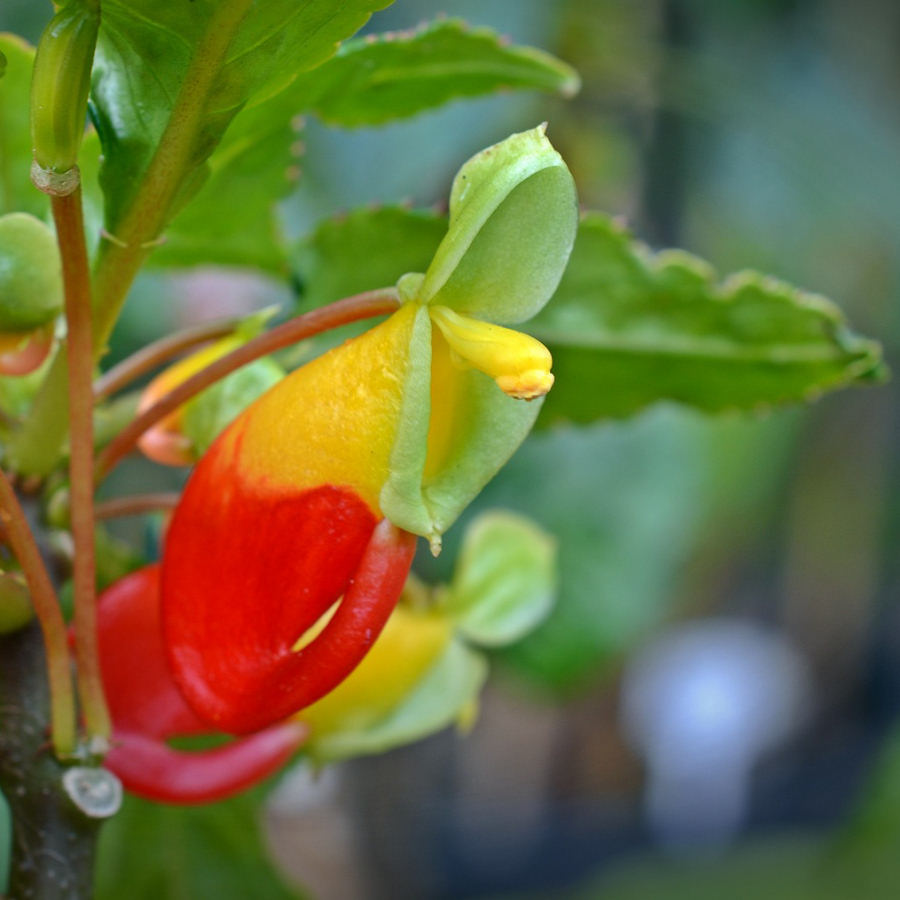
[0,213,63,332]
[30,0,99,179]
[418,124,578,323]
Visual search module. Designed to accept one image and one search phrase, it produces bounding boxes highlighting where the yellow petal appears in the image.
[429,305,554,400]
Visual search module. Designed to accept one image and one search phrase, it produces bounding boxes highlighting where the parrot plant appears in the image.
[0,1,883,897]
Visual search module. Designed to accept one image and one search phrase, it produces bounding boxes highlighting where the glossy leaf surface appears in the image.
[531,214,885,423]
[92,0,391,230]
[288,19,579,127]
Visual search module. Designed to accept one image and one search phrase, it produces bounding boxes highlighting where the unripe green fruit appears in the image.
[0,212,63,332]
[0,572,34,633]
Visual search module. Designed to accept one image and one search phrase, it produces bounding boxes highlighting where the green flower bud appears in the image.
[30,0,99,179]
[0,213,63,332]
[0,572,33,633]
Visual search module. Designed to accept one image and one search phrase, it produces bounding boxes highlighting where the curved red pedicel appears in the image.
[94,565,307,804]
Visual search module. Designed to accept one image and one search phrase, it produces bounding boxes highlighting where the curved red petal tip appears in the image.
[96,565,308,803]
[163,472,417,733]
[96,564,204,738]
[104,721,308,805]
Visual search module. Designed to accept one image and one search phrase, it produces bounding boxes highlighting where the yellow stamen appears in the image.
[428,305,553,400]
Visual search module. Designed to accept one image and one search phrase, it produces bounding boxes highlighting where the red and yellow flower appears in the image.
[158,126,577,735]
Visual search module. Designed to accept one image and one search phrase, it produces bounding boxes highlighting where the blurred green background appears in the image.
[3,0,899,897]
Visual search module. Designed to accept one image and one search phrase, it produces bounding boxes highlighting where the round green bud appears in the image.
[0,212,63,332]
[0,572,34,633]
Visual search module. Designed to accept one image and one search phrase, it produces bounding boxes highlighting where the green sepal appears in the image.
[306,637,487,764]
[419,125,578,324]
[421,365,542,545]
[379,308,543,545]
[444,510,556,646]
[380,303,433,536]
[0,213,63,332]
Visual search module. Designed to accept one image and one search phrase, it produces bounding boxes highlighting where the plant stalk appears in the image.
[93,315,245,401]
[0,472,76,758]
[52,187,111,745]
[0,623,102,899]
[10,0,256,476]
[94,492,180,520]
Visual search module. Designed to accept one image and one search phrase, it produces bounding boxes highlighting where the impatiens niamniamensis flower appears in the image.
[161,125,577,735]
[0,212,62,375]
[92,566,307,804]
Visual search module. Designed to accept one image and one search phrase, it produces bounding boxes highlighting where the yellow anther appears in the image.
[428,305,554,400]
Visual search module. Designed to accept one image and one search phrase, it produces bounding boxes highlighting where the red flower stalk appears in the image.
[95,565,307,803]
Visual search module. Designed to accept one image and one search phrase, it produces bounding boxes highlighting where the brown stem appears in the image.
[0,470,76,757]
[94,492,180,520]
[94,289,399,481]
[52,188,111,744]
[0,623,102,899]
[94,315,244,401]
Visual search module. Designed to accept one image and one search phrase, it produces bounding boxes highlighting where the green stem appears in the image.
[52,187,110,745]
[0,472,76,758]
[94,289,400,481]
[10,0,255,476]
[94,492,180,520]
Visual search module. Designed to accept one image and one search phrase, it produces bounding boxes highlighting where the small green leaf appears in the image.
[181,357,284,458]
[92,0,391,232]
[95,785,300,900]
[287,19,579,127]
[445,510,556,647]
[308,637,487,763]
[0,34,43,217]
[531,214,885,424]
[471,413,707,692]
[420,125,578,324]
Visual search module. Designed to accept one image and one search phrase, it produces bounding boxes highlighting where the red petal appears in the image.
[97,565,204,737]
[162,441,421,732]
[104,723,306,804]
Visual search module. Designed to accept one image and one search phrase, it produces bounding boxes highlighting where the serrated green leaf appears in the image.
[287,19,579,128]
[445,510,556,647]
[531,214,885,424]
[0,34,42,218]
[309,637,487,763]
[92,0,391,232]
[95,785,301,900]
